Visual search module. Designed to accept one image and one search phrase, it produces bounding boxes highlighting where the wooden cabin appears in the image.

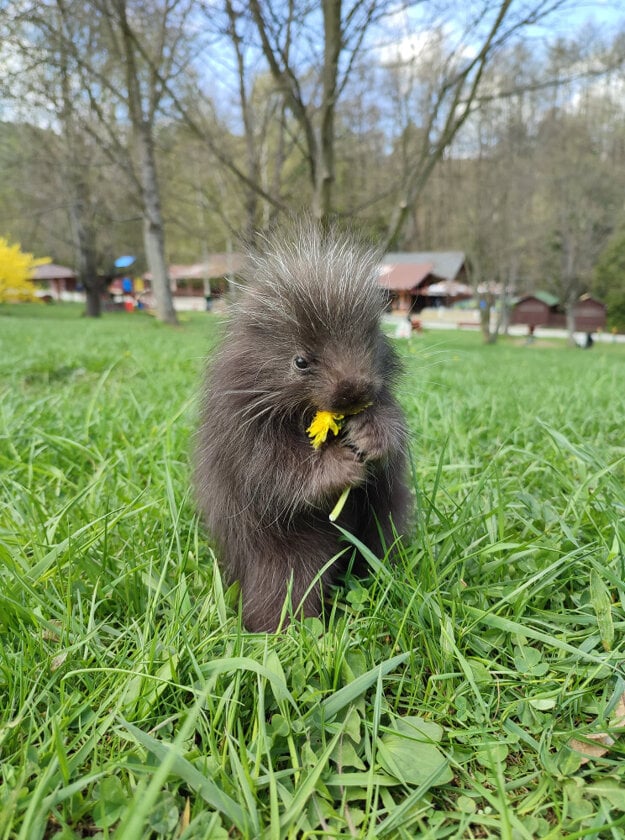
[510,292,606,332]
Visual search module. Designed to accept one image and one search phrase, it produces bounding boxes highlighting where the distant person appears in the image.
[395,315,412,339]
[121,276,135,312]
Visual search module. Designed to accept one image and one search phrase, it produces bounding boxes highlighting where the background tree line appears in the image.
[0,0,624,328]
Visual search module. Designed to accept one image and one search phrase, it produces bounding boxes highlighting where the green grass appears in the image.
[1,304,624,839]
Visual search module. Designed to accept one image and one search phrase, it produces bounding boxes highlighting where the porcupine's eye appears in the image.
[293,355,309,371]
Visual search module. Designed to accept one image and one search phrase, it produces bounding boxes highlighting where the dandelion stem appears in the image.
[329,487,350,522]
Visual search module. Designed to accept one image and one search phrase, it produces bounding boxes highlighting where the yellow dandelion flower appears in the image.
[306,405,372,521]
[306,410,345,449]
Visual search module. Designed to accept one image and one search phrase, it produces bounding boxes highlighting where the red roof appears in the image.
[378,262,433,291]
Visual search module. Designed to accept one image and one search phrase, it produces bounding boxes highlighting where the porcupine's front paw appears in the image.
[315,440,365,497]
[343,409,394,463]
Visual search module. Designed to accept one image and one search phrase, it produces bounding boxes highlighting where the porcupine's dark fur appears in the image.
[193,221,411,631]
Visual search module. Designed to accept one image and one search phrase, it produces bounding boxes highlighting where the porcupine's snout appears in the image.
[329,375,375,414]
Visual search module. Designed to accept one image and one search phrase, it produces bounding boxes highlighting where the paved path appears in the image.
[383,312,625,344]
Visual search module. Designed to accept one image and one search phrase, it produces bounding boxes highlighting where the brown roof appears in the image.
[31,263,76,280]
[384,252,465,282]
[378,262,433,291]
[144,254,244,282]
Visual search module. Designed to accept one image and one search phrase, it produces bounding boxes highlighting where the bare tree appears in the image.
[537,108,621,342]
[89,0,187,324]
[0,2,111,315]
[241,0,386,223]
[391,24,625,339]
[35,0,192,324]
[3,0,625,323]
[57,18,104,317]
[378,1,579,249]
[208,0,588,247]
[460,44,541,342]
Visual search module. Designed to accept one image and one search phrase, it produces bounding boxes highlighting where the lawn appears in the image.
[1,303,624,839]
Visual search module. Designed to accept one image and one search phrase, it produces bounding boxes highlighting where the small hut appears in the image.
[509,292,559,328]
[378,252,468,312]
[142,254,244,304]
[31,264,78,300]
[510,292,606,332]
[573,295,606,332]
[378,262,433,312]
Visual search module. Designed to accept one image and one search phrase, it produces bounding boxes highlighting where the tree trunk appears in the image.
[497,294,509,336]
[69,176,102,318]
[561,234,578,346]
[116,0,177,325]
[479,293,497,343]
[143,206,176,325]
[138,127,177,325]
[58,19,102,318]
[83,284,100,317]
[71,204,102,318]
[225,0,260,241]
[383,148,439,250]
[565,301,577,346]
[78,229,102,318]
[313,0,341,223]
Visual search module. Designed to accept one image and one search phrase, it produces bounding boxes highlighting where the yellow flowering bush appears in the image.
[0,237,50,303]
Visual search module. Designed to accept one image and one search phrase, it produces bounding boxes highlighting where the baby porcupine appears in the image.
[194,222,411,632]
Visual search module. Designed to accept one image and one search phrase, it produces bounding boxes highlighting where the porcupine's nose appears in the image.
[331,377,374,413]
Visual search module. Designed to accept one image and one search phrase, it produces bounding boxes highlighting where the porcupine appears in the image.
[193,221,411,631]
